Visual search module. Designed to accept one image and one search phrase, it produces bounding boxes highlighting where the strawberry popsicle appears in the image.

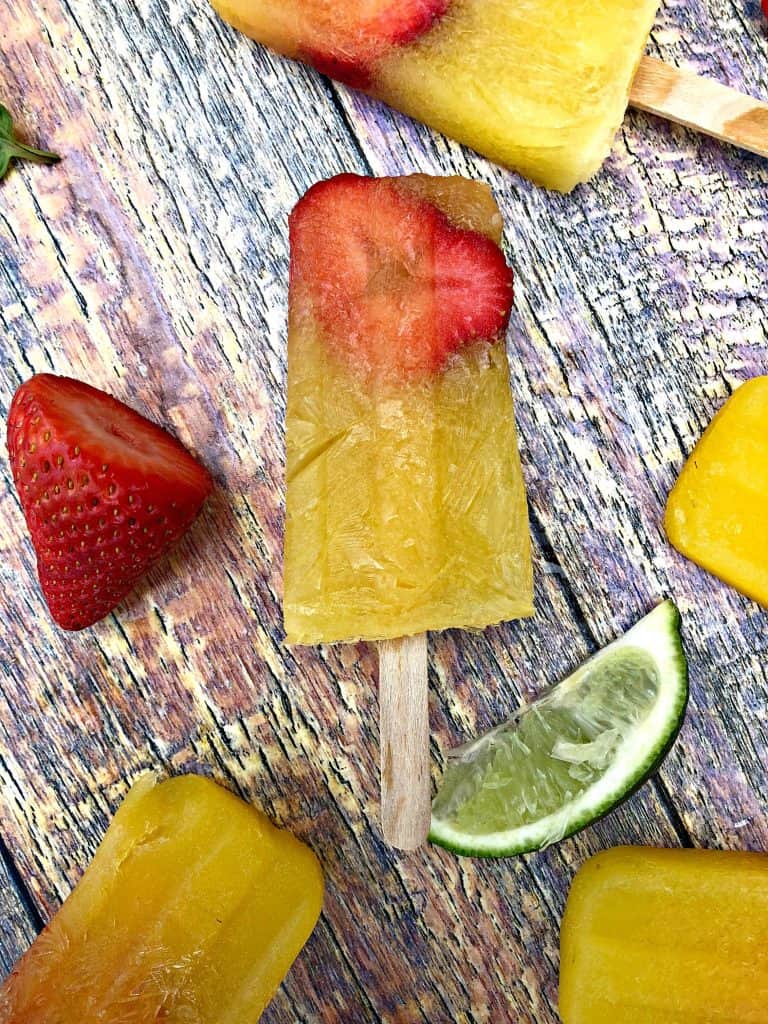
[283,174,533,645]
[283,173,533,848]
[210,0,661,191]
[0,774,323,1023]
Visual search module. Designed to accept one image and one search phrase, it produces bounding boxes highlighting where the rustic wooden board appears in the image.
[0,0,767,1020]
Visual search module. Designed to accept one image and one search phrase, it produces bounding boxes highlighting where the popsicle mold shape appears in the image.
[560,846,768,1023]
[210,0,662,191]
[283,173,533,644]
[666,377,768,608]
[0,774,324,1023]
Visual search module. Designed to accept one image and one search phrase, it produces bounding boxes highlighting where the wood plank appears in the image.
[0,3,662,1021]
[0,0,766,1021]
[0,842,37,976]
[331,0,768,857]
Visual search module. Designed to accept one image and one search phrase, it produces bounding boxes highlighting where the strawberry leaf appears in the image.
[0,106,12,137]
[0,104,60,181]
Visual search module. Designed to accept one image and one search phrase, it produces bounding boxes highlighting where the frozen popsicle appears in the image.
[666,377,768,608]
[560,846,768,1023]
[210,1,768,192]
[283,173,533,846]
[0,774,323,1023]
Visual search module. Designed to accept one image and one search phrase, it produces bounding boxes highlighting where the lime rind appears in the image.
[429,601,689,858]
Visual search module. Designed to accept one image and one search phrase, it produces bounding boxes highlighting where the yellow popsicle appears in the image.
[560,846,768,1024]
[0,774,324,1023]
[209,0,661,191]
[283,173,533,644]
[665,377,768,608]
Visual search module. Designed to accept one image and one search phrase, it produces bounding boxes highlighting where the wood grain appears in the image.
[631,55,768,158]
[379,634,430,852]
[0,845,37,977]
[0,0,766,1021]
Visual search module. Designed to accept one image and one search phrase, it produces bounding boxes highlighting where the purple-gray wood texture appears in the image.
[0,0,767,1020]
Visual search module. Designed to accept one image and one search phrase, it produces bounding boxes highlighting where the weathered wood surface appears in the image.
[0,0,766,1020]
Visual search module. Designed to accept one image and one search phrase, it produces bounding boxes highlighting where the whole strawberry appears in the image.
[7,375,213,630]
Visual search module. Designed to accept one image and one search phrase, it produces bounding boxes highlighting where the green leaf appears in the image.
[0,105,13,139]
[0,103,61,180]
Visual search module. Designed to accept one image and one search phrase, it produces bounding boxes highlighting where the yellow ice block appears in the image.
[283,174,533,644]
[560,847,768,1024]
[665,377,768,608]
[0,774,324,1023]
[210,0,661,191]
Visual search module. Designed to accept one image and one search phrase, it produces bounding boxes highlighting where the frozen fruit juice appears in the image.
[666,377,768,607]
[560,847,768,1023]
[0,775,323,1023]
[284,174,533,644]
[211,0,661,190]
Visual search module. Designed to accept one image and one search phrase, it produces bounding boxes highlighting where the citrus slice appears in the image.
[429,601,688,858]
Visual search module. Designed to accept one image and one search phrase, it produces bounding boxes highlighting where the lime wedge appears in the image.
[430,601,688,858]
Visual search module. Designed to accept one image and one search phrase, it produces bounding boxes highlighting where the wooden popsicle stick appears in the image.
[379,633,430,851]
[630,55,768,159]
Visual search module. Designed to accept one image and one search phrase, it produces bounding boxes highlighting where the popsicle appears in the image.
[560,846,768,1023]
[0,774,324,1023]
[283,173,533,847]
[209,1,768,192]
[666,377,768,608]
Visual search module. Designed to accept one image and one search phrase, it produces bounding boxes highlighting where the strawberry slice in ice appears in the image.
[301,0,449,87]
[289,174,514,382]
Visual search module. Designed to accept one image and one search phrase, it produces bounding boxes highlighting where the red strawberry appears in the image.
[7,375,213,631]
[289,174,513,381]
[300,0,448,88]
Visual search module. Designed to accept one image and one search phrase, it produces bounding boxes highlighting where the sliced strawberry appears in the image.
[300,0,449,88]
[7,375,213,631]
[289,174,513,381]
